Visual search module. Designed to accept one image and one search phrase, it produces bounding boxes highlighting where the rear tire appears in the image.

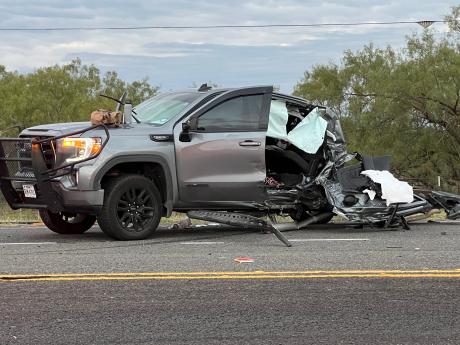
[97,175,162,240]
[39,210,96,234]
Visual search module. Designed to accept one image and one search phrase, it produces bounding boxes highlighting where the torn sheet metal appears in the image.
[361,170,414,206]
[321,179,390,221]
[320,178,429,224]
[267,100,328,154]
[429,191,460,219]
[321,108,348,166]
[263,96,460,227]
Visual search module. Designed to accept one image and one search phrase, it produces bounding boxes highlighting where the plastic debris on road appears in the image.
[234,257,255,263]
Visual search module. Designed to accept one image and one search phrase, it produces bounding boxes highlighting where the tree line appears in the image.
[294,6,460,190]
[0,58,158,135]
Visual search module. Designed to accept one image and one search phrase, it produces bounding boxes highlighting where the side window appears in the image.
[197,95,264,131]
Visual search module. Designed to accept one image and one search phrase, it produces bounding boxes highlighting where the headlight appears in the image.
[58,137,102,164]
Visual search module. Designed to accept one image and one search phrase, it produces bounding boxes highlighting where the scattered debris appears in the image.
[234,257,255,263]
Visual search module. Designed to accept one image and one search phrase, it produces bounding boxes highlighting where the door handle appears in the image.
[239,140,261,147]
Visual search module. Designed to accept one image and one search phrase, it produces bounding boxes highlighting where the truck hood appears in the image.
[21,122,93,137]
[20,122,167,137]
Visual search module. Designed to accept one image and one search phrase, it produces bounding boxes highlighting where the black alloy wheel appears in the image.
[97,175,162,240]
[117,187,156,232]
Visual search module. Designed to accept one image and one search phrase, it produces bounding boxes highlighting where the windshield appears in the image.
[134,92,201,125]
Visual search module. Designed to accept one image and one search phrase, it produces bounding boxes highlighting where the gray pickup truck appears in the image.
[1,85,459,241]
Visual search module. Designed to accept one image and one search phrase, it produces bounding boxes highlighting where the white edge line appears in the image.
[289,239,369,242]
[0,242,57,245]
[180,241,225,245]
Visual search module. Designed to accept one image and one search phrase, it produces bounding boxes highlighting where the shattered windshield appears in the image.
[134,92,201,125]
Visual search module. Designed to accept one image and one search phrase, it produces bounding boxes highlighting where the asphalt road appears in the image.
[1,221,459,344]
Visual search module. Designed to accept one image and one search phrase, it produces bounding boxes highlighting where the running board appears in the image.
[187,211,292,247]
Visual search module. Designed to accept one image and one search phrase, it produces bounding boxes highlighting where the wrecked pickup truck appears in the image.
[0,85,459,244]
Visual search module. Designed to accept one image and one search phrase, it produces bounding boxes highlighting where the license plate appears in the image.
[23,184,37,198]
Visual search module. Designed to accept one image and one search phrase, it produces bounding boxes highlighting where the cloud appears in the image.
[0,0,457,92]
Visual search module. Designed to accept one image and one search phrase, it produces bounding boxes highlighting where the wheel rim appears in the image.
[116,187,155,232]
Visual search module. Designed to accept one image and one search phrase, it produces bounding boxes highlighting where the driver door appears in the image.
[174,86,272,206]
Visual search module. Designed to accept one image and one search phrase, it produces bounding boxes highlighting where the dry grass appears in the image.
[0,204,201,226]
[0,203,40,223]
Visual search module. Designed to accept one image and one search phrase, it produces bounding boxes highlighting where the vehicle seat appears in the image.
[265,140,325,177]
[266,145,310,174]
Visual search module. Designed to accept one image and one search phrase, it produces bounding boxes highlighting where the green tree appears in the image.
[0,59,158,131]
[294,6,460,190]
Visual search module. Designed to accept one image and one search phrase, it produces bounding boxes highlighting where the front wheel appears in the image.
[97,175,162,240]
[39,210,96,234]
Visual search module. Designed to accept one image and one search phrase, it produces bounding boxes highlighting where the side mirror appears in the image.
[179,121,192,142]
[182,122,190,132]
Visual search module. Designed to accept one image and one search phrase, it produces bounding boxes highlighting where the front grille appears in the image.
[19,135,56,170]
[0,136,56,183]
[0,139,35,181]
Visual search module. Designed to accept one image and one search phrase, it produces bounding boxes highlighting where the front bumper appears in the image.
[2,179,104,214]
[0,125,108,214]
[51,181,104,214]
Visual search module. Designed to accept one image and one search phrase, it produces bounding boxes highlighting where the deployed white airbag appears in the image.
[287,108,328,154]
[361,170,414,206]
[267,100,289,140]
[267,101,328,154]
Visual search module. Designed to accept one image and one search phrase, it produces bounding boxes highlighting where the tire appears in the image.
[97,175,162,240]
[39,210,96,234]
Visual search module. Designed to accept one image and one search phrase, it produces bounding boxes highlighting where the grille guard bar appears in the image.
[0,124,109,212]
[32,124,110,181]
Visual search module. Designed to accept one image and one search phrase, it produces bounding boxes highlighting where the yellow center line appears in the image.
[1,269,460,282]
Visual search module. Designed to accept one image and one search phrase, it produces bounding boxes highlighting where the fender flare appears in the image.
[92,155,174,215]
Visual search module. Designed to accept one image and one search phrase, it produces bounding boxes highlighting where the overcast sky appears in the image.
[0,1,457,93]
